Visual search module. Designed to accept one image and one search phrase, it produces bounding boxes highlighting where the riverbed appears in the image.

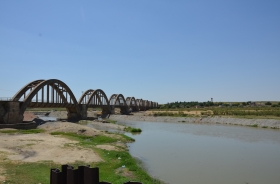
[115,120,280,184]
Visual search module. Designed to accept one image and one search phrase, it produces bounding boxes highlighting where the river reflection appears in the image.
[117,121,280,184]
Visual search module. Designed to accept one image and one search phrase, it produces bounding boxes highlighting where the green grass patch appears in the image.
[118,134,135,142]
[0,129,45,134]
[262,126,268,128]
[151,107,280,120]
[26,108,65,111]
[106,119,117,124]
[247,124,258,127]
[2,160,60,184]
[93,149,162,183]
[124,126,142,133]
[50,132,116,145]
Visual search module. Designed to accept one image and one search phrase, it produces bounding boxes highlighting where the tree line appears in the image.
[159,101,280,109]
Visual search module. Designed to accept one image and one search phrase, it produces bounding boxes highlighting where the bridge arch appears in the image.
[78,89,111,114]
[136,99,143,111]
[126,97,139,111]
[149,101,153,109]
[109,94,129,114]
[143,100,149,110]
[12,79,80,117]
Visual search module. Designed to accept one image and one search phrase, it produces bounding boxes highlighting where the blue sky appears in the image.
[0,0,279,104]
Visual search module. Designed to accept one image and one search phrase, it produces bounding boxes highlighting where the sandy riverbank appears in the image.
[109,112,280,129]
[26,110,280,129]
[0,121,126,164]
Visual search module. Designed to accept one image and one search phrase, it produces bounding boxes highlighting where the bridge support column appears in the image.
[66,106,82,120]
[110,107,115,114]
[102,109,111,114]
[0,101,24,124]
[101,107,111,118]
[67,112,81,120]
[79,104,88,119]
[120,107,129,115]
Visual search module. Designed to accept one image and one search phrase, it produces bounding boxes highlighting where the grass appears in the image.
[0,129,45,134]
[153,111,193,117]
[106,119,117,124]
[46,132,159,183]
[94,149,162,183]
[150,107,280,120]
[1,159,60,184]
[124,126,142,133]
[50,132,117,145]
[118,134,135,142]
[247,124,258,128]
[26,108,65,111]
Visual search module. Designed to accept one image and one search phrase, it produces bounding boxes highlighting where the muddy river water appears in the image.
[116,121,280,184]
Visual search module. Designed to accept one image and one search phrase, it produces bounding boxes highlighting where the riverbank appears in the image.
[0,120,162,183]
[110,112,280,129]
[32,110,280,129]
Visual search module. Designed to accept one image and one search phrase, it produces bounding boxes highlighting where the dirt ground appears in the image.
[0,116,127,182]
[0,133,103,164]
[0,119,126,162]
[23,111,38,121]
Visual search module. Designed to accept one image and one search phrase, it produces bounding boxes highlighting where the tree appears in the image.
[265,102,272,105]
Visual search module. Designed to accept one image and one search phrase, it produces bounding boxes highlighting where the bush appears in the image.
[124,126,142,133]
[265,102,272,105]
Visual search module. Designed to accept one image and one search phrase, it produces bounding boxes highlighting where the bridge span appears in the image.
[0,79,158,125]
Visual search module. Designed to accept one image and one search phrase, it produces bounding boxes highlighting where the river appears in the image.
[116,121,280,184]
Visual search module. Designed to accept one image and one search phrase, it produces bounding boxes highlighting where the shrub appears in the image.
[124,126,142,133]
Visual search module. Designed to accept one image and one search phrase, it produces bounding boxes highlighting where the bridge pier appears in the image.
[79,104,88,119]
[120,107,129,114]
[132,107,139,112]
[0,101,24,124]
[102,108,111,115]
[67,112,81,120]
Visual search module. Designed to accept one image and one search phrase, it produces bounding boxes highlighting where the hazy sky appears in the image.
[0,0,279,104]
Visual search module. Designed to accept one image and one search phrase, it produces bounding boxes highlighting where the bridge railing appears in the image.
[0,97,13,101]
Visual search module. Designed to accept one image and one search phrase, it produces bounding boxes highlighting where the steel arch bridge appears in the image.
[0,79,159,124]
